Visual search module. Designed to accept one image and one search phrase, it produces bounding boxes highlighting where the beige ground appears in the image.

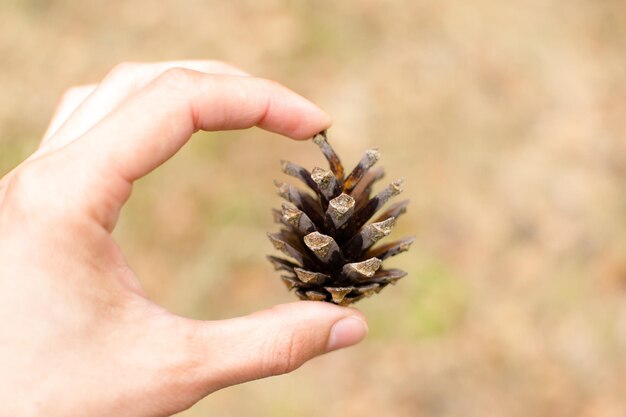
[2,1,626,416]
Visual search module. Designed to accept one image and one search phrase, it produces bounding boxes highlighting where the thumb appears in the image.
[185,301,368,393]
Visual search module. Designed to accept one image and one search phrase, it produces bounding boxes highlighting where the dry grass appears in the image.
[2,0,626,415]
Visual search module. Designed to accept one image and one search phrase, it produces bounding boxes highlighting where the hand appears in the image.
[0,60,368,417]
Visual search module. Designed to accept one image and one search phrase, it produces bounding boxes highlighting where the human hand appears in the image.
[0,60,368,416]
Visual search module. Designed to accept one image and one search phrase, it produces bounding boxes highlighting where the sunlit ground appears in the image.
[2,1,626,416]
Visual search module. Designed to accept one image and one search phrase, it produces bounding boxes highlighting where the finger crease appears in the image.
[255,93,272,129]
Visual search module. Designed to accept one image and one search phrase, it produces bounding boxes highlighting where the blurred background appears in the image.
[2,0,626,415]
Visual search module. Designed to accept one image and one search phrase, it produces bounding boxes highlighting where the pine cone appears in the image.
[267,131,414,306]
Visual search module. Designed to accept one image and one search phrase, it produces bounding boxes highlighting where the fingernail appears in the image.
[326,315,368,352]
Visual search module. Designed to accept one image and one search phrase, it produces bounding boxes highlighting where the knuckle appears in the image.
[154,67,197,91]
[5,163,48,211]
[264,330,304,376]
[59,85,94,105]
[111,61,141,75]
[61,86,83,101]
[207,60,238,72]
[258,77,281,92]
[105,61,142,81]
[9,162,46,190]
[4,159,68,220]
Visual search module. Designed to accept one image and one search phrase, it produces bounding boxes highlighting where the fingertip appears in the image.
[308,107,333,136]
[288,107,333,141]
[268,301,368,352]
[256,301,368,358]
[326,315,369,352]
[267,85,331,140]
[320,110,333,130]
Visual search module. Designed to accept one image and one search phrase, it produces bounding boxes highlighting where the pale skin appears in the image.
[0,60,368,416]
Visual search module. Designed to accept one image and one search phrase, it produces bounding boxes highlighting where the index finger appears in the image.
[56,69,332,227]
